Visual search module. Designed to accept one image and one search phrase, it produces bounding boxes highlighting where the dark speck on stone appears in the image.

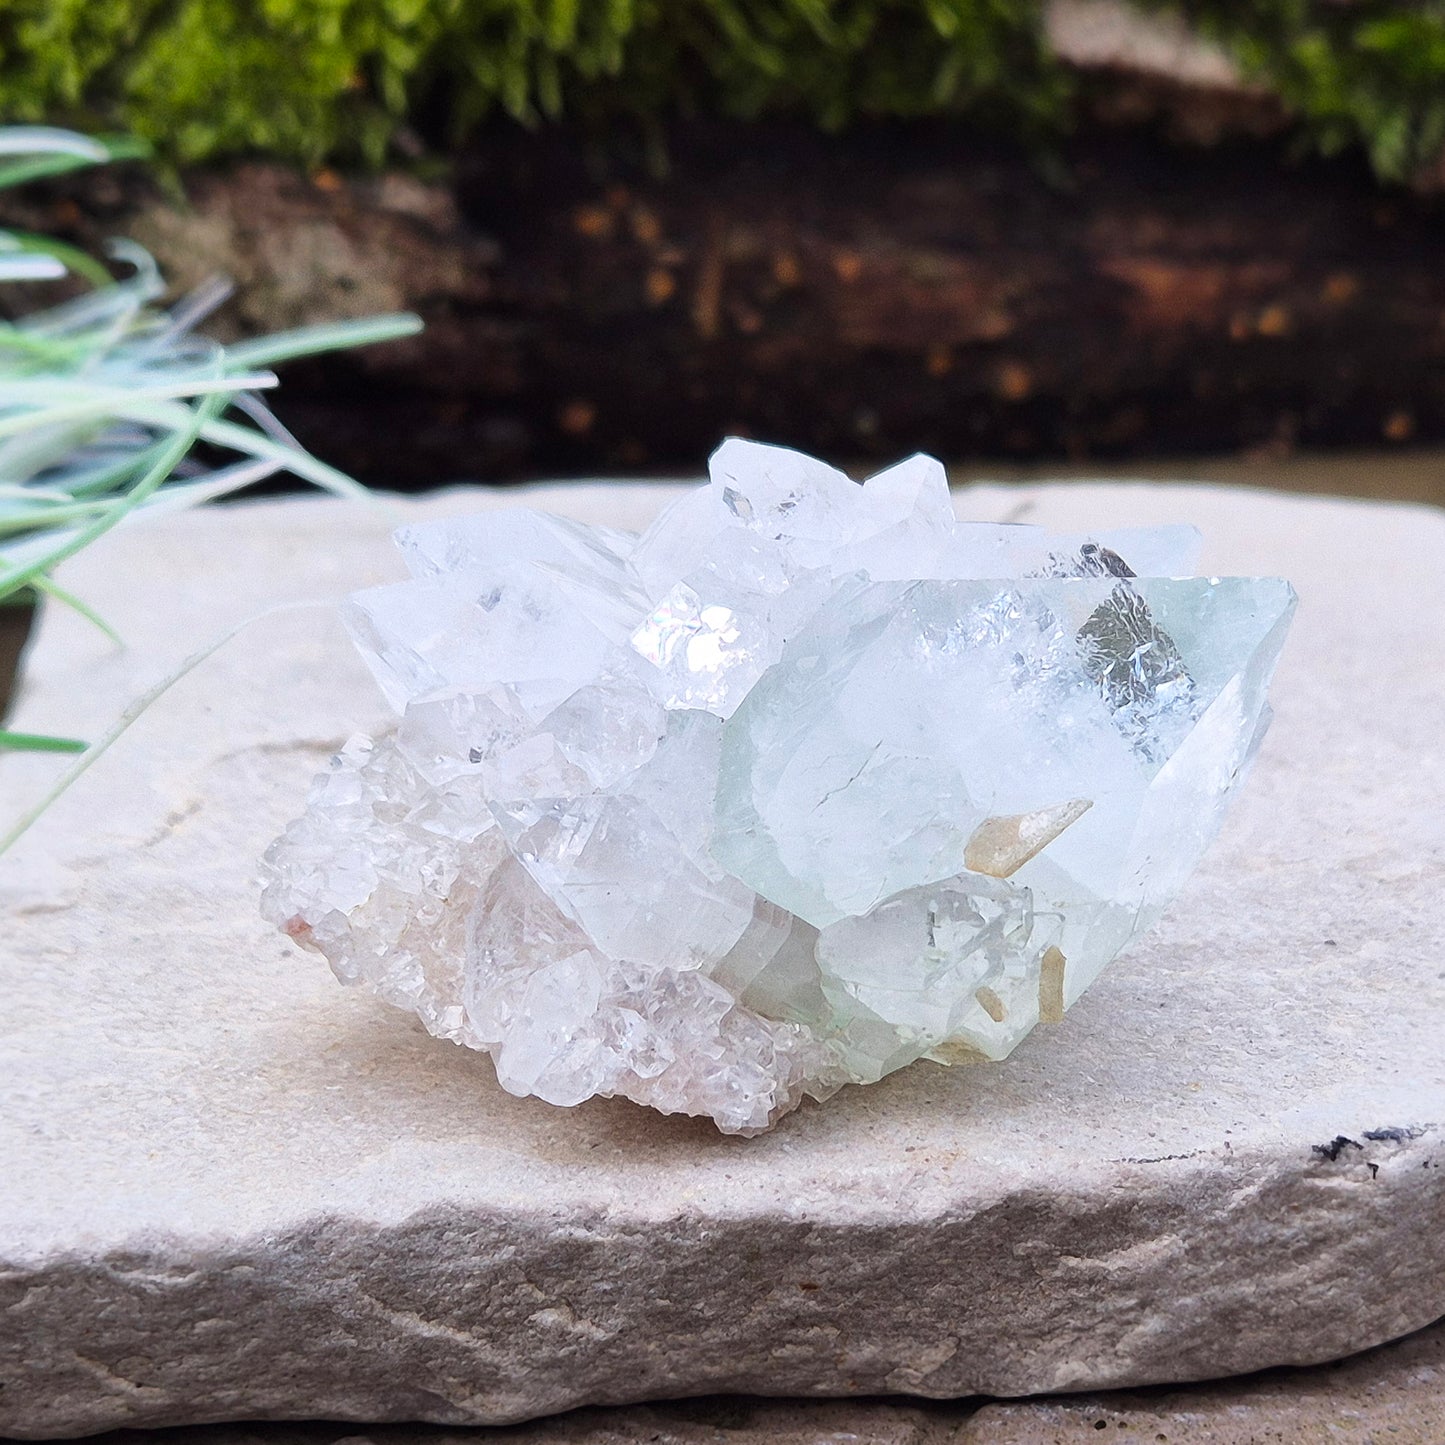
[1312,1136,1363,1162]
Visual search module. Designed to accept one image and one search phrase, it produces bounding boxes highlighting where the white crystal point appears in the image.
[344,558,644,717]
[487,718,759,972]
[263,444,1295,1135]
[815,871,1049,1062]
[833,453,956,579]
[396,508,635,582]
[708,437,861,565]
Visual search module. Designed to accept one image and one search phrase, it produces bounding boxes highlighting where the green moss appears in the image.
[0,0,1063,165]
[4,0,1445,177]
[1157,1,1445,181]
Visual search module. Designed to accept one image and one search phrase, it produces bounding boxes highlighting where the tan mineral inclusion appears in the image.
[262,440,1295,1134]
[963,799,1093,878]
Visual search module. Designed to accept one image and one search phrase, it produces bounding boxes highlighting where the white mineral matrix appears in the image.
[263,440,1295,1134]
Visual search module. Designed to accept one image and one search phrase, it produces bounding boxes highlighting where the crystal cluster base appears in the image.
[262,442,1295,1134]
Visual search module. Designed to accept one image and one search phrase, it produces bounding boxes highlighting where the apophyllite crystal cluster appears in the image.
[262,441,1295,1134]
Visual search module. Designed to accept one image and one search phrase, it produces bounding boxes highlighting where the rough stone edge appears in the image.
[4,1129,1441,1438]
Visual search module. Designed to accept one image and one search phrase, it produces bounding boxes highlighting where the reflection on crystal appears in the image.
[631,583,758,717]
[262,439,1296,1134]
[1078,582,1198,765]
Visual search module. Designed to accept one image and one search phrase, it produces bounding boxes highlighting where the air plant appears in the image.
[0,126,420,763]
[0,127,420,853]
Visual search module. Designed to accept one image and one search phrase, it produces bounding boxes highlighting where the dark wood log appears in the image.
[9,122,1445,484]
[0,602,34,723]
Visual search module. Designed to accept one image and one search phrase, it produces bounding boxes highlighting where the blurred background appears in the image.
[3,0,1445,505]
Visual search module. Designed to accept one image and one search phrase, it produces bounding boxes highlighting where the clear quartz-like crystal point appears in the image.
[263,439,1296,1134]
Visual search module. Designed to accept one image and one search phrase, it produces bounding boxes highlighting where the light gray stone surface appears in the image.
[1,481,1441,1438]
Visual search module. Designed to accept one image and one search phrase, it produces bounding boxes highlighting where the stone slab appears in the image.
[1,481,1442,1438]
[39,1309,1445,1444]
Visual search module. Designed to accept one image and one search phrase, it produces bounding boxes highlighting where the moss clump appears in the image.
[1160,1,1445,181]
[0,0,1063,165]
[4,0,1445,178]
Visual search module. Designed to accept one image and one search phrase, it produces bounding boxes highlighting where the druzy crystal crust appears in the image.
[262,441,1296,1134]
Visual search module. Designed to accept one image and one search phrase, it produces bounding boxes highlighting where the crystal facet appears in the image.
[262,440,1295,1134]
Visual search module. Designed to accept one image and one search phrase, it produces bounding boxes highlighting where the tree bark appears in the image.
[8,121,1445,484]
